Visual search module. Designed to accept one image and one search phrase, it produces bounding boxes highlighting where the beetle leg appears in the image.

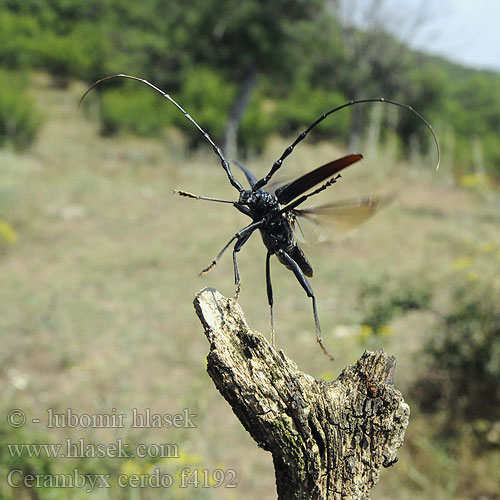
[276,249,334,360]
[200,236,235,275]
[265,252,275,347]
[232,232,252,300]
[199,220,263,276]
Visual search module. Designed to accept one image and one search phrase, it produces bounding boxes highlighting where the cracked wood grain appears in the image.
[194,288,410,500]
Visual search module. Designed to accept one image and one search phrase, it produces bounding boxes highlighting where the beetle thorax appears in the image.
[239,189,280,219]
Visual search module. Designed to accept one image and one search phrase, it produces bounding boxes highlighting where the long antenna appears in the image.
[253,98,441,192]
[79,74,244,192]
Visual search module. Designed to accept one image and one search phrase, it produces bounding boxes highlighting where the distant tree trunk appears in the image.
[222,66,259,161]
[348,103,364,152]
[194,288,410,500]
[471,137,485,176]
[366,102,384,157]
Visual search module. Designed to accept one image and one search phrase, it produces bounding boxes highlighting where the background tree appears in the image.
[328,0,441,151]
[1,0,500,179]
[199,0,325,159]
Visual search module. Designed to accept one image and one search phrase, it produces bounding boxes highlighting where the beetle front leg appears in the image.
[232,232,252,300]
[276,249,333,360]
[199,220,263,276]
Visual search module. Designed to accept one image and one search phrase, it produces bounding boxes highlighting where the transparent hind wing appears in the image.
[291,193,394,243]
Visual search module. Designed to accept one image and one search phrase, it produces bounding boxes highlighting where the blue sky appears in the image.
[348,0,500,72]
[397,0,500,71]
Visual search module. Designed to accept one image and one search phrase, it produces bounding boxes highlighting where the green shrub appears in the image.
[177,66,235,142]
[0,4,106,81]
[414,282,500,422]
[273,83,350,141]
[36,23,108,82]
[98,67,236,144]
[99,84,176,136]
[356,248,500,448]
[411,249,500,444]
[0,70,41,149]
[0,11,40,68]
[357,274,432,335]
[482,134,500,179]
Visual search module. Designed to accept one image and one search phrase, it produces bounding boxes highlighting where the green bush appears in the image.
[356,249,500,447]
[356,274,432,335]
[177,66,235,142]
[99,84,176,136]
[0,70,41,149]
[482,134,500,179]
[0,11,40,68]
[414,282,500,423]
[36,23,108,82]
[94,72,352,155]
[98,67,236,144]
[273,83,350,141]
[0,10,106,85]
[411,249,500,444]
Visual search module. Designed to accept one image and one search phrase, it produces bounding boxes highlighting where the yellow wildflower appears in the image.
[467,271,479,282]
[376,325,394,337]
[459,174,489,188]
[359,325,373,341]
[478,241,495,254]
[451,256,473,270]
[0,220,17,244]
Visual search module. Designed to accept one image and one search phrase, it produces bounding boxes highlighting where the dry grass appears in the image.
[1,73,499,499]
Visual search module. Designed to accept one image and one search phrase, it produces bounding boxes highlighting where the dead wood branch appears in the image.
[194,288,410,500]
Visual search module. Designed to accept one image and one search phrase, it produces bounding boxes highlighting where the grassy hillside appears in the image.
[1,74,499,499]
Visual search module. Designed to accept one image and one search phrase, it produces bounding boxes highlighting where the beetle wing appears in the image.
[275,154,363,205]
[291,194,393,242]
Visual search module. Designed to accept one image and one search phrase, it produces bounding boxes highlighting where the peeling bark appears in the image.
[194,288,410,500]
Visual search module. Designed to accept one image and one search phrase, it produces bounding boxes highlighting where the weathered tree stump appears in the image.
[194,288,410,500]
